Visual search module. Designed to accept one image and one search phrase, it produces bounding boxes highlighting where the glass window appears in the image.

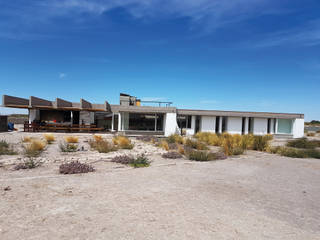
[122,113,164,131]
[177,115,192,129]
[277,119,292,134]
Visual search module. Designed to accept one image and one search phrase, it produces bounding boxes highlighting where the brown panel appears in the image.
[30,96,53,107]
[80,98,92,109]
[2,95,29,106]
[56,98,72,108]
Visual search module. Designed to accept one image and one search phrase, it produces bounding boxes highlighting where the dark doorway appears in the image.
[248,117,254,134]
[195,116,201,133]
[215,116,220,133]
[72,111,79,124]
[241,117,246,135]
[222,117,227,132]
[113,114,118,131]
[267,118,271,134]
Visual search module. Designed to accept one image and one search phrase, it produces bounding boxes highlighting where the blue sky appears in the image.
[0,0,319,120]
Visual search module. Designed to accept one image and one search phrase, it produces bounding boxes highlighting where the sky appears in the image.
[0,0,319,120]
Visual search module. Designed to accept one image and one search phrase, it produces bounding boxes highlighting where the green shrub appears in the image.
[59,142,78,152]
[0,140,17,155]
[130,154,150,168]
[287,138,319,149]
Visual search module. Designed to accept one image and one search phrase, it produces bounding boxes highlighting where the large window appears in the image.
[277,119,292,134]
[121,113,164,131]
[177,115,192,129]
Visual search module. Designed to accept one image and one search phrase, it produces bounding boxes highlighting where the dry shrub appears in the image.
[240,134,255,150]
[90,139,117,153]
[64,136,79,143]
[195,132,221,146]
[44,133,55,144]
[162,151,182,159]
[188,150,226,161]
[185,138,208,150]
[22,136,32,143]
[168,143,178,150]
[111,155,134,164]
[93,135,103,142]
[178,145,185,155]
[24,139,46,158]
[113,136,134,149]
[59,161,95,174]
[167,134,184,144]
[159,140,169,151]
[268,146,320,159]
[252,135,271,151]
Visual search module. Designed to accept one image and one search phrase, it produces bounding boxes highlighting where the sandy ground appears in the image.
[0,131,320,239]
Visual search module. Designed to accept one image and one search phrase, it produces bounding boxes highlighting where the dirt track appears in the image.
[1,150,320,240]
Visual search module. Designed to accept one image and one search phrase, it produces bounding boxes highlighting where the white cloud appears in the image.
[254,19,320,48]
[59,73,67,79]
[0,0,279,39]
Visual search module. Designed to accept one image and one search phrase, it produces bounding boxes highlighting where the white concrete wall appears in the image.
[227,117,242,134]
[164,113,178,136]
[292,118,304,138]
[29,109,40,123]
[200,116,215,133]
[253,118,268,135]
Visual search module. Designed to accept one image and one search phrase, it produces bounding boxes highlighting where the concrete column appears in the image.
[111,113,114,131]
[71,111,73,126]
[219,117,222,133]
[118,113,122,131]
[244,117,249,134]
[275,119,278,134]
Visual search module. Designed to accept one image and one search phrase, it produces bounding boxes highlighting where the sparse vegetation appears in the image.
[167,134,184,144]
[158,140,169,151]
[130,154,150,168]
[188,150,226,161]
[43,133,55,144]
[59,161,95,174]
[252,135,273,151]
[112,136,134,149]
[268,146,320,159]
[23,139,46,158]
[59,142,78,152]
[307,132,316,137]
[0,140,17,155]
[14,158,41,170]
[89,139,117,153]
[64,136,79,143]
[195,132,221,146]
[162,151,182,159]
[287,138,320,149]
[185,138,208,150]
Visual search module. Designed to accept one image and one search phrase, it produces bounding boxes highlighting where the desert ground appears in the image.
[1,130,320,240]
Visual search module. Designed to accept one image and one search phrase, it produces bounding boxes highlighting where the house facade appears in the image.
[2,94,304,138]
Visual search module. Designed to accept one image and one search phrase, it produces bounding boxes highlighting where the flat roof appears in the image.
[177,109,304,119]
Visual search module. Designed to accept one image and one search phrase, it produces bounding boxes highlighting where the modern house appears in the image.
[2,93,304,138]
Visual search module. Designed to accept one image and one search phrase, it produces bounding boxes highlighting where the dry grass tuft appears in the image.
[167,134,184,144]
[113,136,134,149]
[44,134,55,144]
[89,139,117,153]
[64,136,79,143]
[22,136,32,143]
[24,139,46,158]
[93,135,103,142]
[159,140,169,151]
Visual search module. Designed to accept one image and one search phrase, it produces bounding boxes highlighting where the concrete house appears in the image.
[2,93,304,138]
